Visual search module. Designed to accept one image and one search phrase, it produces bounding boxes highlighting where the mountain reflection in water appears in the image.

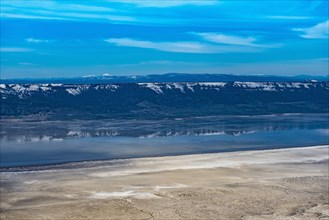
[0,114,328,168]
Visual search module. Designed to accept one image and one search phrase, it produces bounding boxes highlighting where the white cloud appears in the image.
[267,15,310,20]
[26,38,50,43]
[0,47,33,52]
[55,12,135,22]
[62,4,114,12]
[1,12,79,21]
[18,62,36,65]
[111,0,219,7]
[0,1,134,22]
[105,38,261,53]
[1,12,135,22]
[193,32,256,46]
[1,1,114,12]
[139,60,190,65]
[293,20,329,39]
[192,32,281,48]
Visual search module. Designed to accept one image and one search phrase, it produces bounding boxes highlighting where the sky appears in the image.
[0,0,328,78]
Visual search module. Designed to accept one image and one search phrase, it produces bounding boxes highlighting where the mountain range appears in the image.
[1,73,328,84]
[1,80,328,120]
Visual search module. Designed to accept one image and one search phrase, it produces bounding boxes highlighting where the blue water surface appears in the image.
[1,114,328,168]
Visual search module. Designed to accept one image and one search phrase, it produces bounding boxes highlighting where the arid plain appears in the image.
[1,146,328,220]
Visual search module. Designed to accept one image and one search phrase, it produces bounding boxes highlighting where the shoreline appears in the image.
[1,144,328,173]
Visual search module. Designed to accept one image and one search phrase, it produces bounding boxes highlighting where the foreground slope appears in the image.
[1,146,328,220]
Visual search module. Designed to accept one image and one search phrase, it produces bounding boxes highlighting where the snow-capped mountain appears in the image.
[1,82,327,97]
[1,82,328,119]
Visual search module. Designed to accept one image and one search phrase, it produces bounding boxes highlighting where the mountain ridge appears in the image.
[1,81,328,120]
[1,73,328,84]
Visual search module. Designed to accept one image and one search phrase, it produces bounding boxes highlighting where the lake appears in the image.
[1,114,328,169]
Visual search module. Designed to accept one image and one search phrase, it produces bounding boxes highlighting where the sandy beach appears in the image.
[0,145,328,220]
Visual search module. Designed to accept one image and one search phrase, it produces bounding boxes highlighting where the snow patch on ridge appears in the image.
[65,85,90,96]
[172,83,185,93]
[185,83,196,92]
[138,83,163,94]
[199,82,226,87]
[0,82,327,99]
[94,85,119,91]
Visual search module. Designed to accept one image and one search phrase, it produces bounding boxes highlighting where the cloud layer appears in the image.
[0,47,33,52]
[110,0,219,8]
[192,32,281,48]
[293,20,329,39]
[105,38,262,53]
[1,0,328,77]
[26,38,51,43]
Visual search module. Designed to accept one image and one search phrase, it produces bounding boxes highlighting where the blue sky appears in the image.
[0,0,328,78]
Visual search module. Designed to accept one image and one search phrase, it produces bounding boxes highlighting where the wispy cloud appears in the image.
[1,1,327,77]
[26,38,51,43]
[139,60,189,65]
[267,15,310,20]
[192,32,281,48]
[293,20,329,39]
[0,47,34,52]
[1,1,114,12]
[1,13,73,21]
[1,12,135,22]
[110,0,219,8]
[55,12,135,22]
[59,4,114,12]
[314,57,329,61]
[0,1,134,22]
[18,62,37,65]
[193,32,256,46]
[105,38,261,53]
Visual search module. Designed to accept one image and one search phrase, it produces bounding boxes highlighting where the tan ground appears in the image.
[0,146,328,220]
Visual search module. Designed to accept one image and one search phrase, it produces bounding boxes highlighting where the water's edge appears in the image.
[1,145,328,173]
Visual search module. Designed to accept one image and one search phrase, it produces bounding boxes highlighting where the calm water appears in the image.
[1,114,328,168]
